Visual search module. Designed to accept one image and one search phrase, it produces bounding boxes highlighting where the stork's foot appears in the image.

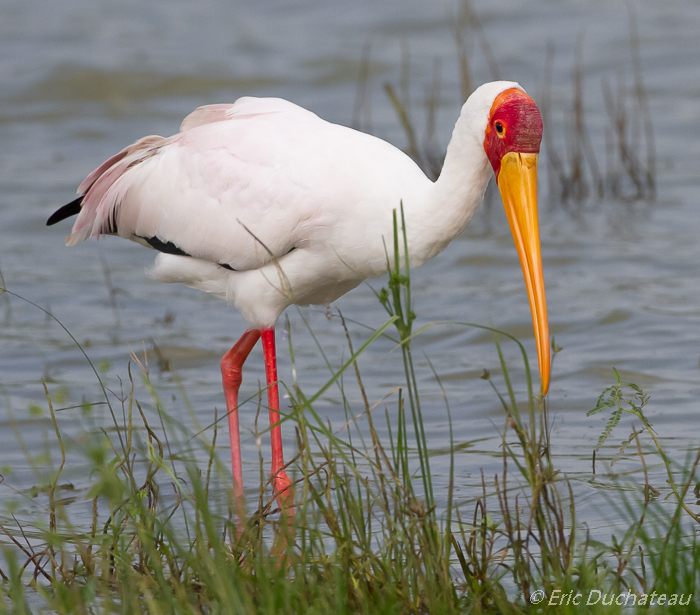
[272,468,295,516]
[270,468,295,563]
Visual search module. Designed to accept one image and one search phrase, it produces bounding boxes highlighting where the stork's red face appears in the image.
[483,88,550,395]
[484,88,543,179]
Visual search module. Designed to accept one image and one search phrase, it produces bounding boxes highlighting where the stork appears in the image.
[47,81,551,518]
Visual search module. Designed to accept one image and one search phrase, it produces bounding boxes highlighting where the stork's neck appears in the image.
[404,113,492,267]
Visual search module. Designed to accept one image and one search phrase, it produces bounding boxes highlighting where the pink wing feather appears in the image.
[67,135,167,245]
[66,97,323,252]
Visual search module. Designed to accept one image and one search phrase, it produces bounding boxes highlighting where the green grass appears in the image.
[1,218,699,614]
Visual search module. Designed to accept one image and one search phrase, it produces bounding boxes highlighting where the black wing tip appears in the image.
[142,236,192,258]
[140,235,238,271]
[46,196,83,226]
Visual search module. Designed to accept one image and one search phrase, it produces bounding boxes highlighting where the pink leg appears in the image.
[221,329,261,510]
[261,328,295,514]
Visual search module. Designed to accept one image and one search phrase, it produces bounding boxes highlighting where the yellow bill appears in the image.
[497,151,550,395]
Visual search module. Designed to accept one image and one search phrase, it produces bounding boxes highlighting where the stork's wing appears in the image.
[53,96,426,273]
[56,96,405,272]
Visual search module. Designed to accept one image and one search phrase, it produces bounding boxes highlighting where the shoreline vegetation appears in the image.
[1,215,698,613]
[2,9,697,614]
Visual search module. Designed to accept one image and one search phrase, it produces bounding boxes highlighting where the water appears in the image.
[1,0,700,540]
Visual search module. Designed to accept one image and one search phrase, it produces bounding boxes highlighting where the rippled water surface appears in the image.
[2,0,700,537]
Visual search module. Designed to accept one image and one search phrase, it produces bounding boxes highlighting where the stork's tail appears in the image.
[46,196,83,226]
[47,134,166,246]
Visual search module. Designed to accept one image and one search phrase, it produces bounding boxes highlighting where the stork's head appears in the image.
[484,88,543,179]
[483,86,550,395]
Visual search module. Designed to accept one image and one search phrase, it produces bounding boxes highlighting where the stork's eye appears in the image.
[495,121,504,135]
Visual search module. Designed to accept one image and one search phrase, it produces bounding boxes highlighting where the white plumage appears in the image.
[63,83,514,328]
[49,80,550,518]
